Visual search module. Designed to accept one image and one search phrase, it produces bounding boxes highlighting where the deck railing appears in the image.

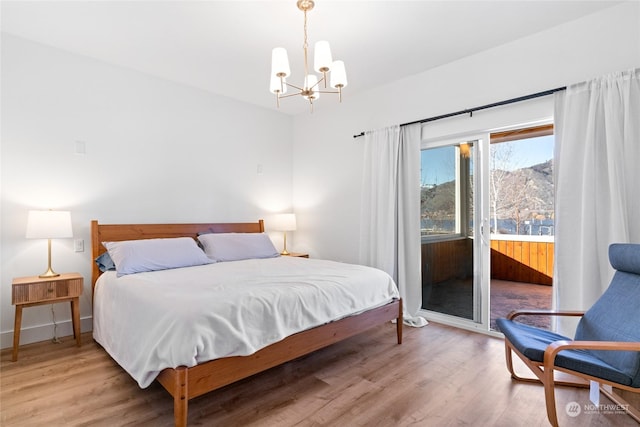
[421,235,554,286]
[490,235,554,285]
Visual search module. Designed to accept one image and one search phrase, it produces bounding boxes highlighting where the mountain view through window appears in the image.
[421,127,554,238]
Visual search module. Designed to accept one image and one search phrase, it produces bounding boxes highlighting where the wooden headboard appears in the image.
[90,219,265,289]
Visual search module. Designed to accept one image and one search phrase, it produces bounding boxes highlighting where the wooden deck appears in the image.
[491,279,552,329]
[490,239,554,285]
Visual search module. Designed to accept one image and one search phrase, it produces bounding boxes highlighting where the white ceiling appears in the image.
[1,0,622,115]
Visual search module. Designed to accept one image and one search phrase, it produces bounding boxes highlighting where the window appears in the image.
[489,124,554,236]
[420,142,473,241]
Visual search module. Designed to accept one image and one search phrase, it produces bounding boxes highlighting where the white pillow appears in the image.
[103,237,215,276]
[197,232,279,262]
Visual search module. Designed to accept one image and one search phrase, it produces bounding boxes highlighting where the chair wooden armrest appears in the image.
[539,340,640,426]
[507,309,585,320]
[545,340,640,363]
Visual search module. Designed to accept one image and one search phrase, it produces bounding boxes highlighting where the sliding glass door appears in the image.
[420,134,490,329]
[488,126,555,330]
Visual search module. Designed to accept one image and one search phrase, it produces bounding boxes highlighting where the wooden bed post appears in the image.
[174,367,188,427]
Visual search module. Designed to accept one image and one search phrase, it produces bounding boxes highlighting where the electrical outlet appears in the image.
[74,239,84,252]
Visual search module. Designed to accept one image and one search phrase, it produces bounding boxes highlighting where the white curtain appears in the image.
[554,69,640,332]
[360,124,428,327]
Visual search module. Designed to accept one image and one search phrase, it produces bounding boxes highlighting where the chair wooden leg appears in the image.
[504,342,516,377]
[504,341,543,384]
[543,366,560,427]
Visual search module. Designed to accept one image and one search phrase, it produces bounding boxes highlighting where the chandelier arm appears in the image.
[309,75,327,90]
[278,91,306,99]
[284,81,305,91]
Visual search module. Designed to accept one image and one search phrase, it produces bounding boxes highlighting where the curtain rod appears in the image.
[352,86,566,139]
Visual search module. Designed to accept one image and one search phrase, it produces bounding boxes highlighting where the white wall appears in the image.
[0,34,293,348]
[292,1,640,264]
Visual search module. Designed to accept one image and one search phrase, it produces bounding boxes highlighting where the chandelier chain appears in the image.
[303,9,309,78]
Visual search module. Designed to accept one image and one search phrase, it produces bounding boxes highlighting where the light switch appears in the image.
[74,239,84,252]
[75,141,86,155]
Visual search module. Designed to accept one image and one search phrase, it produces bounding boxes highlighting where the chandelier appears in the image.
[269,0,348,112]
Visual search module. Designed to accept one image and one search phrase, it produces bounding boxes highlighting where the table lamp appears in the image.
[271,213,296,255]
[26,210,73,278]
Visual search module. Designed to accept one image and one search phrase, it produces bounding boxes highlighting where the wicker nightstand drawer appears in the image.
[12,273,83,305]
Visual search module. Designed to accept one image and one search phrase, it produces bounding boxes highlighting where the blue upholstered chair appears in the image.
[496,243,640,426]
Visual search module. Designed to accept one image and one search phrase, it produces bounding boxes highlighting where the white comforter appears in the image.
[93,256,399,387]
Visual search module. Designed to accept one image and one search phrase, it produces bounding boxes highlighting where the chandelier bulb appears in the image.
[271,48,291,78]
[303,74,320,101]
[270,75,287,95]
[314,41,333,74]
[330,60,348,89]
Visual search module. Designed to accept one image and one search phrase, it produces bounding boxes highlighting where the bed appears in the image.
[91,219,403,427]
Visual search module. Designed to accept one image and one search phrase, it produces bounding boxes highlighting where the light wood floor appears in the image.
[1,322,637,427]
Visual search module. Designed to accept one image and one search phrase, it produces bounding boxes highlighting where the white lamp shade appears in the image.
[271,47,291,78]
[303,74,320,100]
[271,213,297,231]
[270,74,287,94]
[330,60,348,88]
[26,210,73,239]
[314,40,333,73]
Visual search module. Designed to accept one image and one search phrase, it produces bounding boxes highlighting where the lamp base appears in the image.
[39,239,61,278]
[280,250,291,256]
[39,267,60,278]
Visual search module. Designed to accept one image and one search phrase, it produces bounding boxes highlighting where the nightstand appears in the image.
[11,272,83,361]
[284,252,309,258]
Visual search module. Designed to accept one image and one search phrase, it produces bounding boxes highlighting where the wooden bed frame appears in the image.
[91,219,403,427]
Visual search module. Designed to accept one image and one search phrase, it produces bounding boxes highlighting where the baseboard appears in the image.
[0,316,93,350]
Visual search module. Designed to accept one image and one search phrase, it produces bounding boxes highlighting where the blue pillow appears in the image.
[95,252,116,272]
